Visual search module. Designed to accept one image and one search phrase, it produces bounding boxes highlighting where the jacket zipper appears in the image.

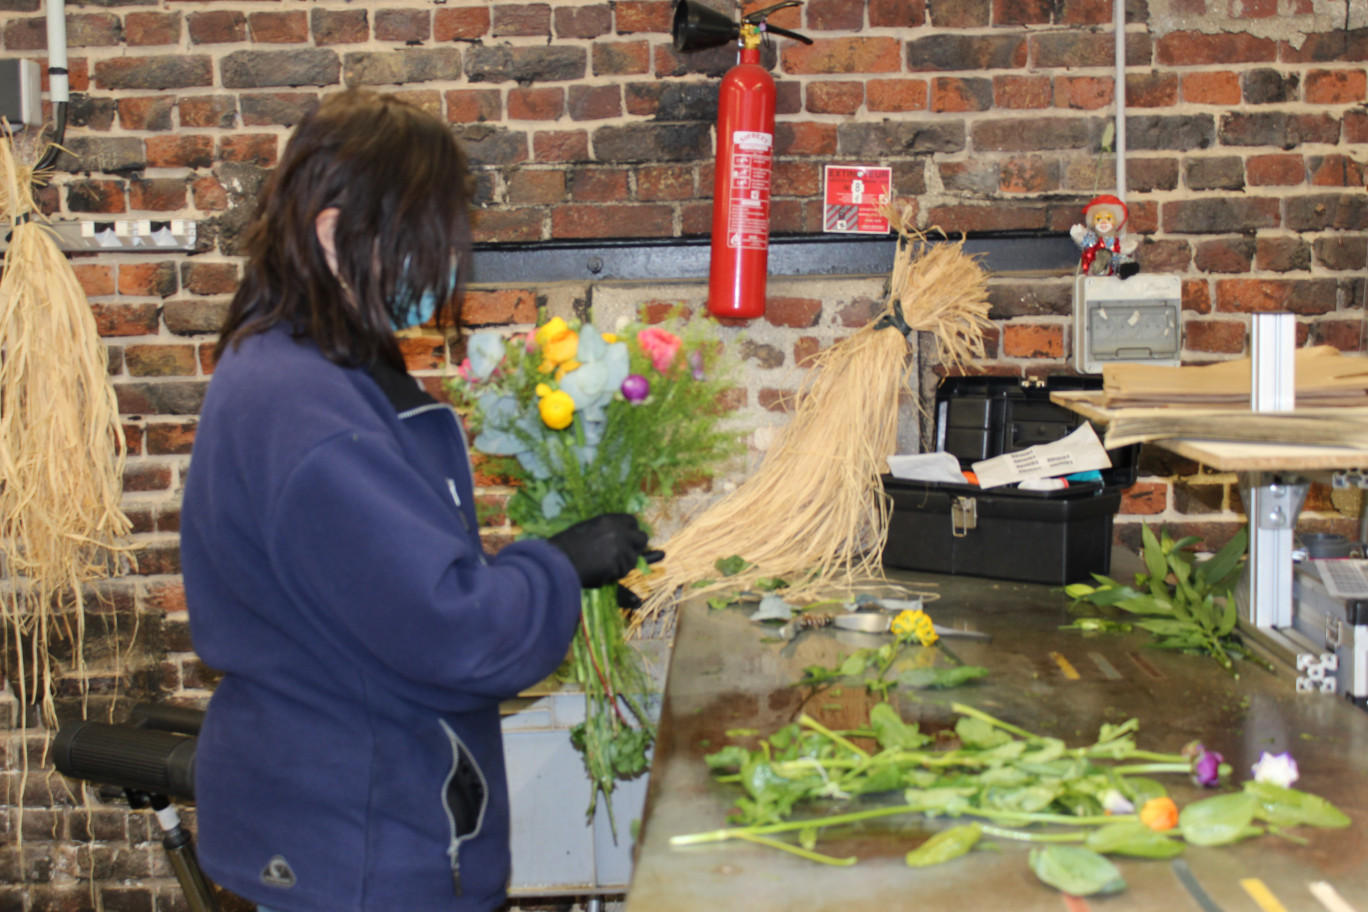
[397,402,488,565]
[438,719,490,897]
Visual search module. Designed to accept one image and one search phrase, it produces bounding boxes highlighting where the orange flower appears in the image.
[1139,797,1178,831]
[535,317,579,372]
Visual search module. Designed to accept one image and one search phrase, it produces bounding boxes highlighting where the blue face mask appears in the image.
[390,261,457,331]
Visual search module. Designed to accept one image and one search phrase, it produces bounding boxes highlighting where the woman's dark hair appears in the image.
[216,89,473,369]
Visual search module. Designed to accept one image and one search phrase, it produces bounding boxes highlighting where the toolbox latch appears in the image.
[951,496,978,538]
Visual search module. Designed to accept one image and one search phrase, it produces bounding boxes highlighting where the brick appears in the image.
[987,280,1071,318]
[1135,239,1193,273]
[927,202,1049,233]
[1244,153,1304,185]
[807,0,866,30]
[1126,113,1216,151]
[311,8,369,45]
[741,340,785,369]
[115,381,208,417]
[508,87,564,121]
[1184,156,1245,191]
[1002,323,1064,358]
[1032,31,1147,68]
[1278,28,1368,64]
[507,170,566,205]
[994,74,1051,109]
[615,0,673,33]
[249,10,308,43]
[1182,70,1241,105]
[73,264,116,298]
[179,95,237,129]
[68,95,117,131]
[1163,197,1279,233]
[445,89,502,124]
[593,41,650,76]
[375,9,431,44]
[1120,481,1167,515]
[67,12,121,47]
[866,78,928,112]
[66,180,127,214]
[1156,31,1276,66]
[125,345,197,378]
[1057,0,1111,25]
[1242,68,1299,104]
[181,262,239,296]
[569,167,628,202]
[1125,157,1180,192]
[653,42,735,79]
[118,262,178,298]
[994,0,1052,25]
[95,55,212,91]
[1257,236,1311,272]
[593,122,710,162]
[92,303,159,337]
[1314,236,1368,271]
[466,45,585,83]
[435,7,490,40]
[932,77,992,112]
[129,178,186,212]
[191,174,229,210]
[775,160,821,196]
[764,297,821,328]
[567,84,620,120]
[218,134,277,167]
[556,4,612,38]
[3,16,46,51]
[1308,154,1366,187]
[1305,69,1366,104]
[1126,72,1178,108]
[1182,279,1212,314]
[532,130,590,162]
[187,10,246,45]
[998,156,1059,194]
[493,3,551,37]
[162,299,228,335]
[344,48,462,87]
[551,203,672,238]
[757,388,797,413]
[972,116,1088,152]
[1054,75,1113,110]
[221,49,340,89]
[928,0,988,27]
[807,80,863,114]
[637,164,695,201]
[908,34,1025,71]
[125,11,180,46]
[869,0,925,28]
[1285,193,1368,230]
[1173,479,1228,514]
[1313,318,1366,352]
[459,289,538,325]
[1220,111,1340,148]
[838,119,960,155]
[117,96,174,131]
[782,37,902,74]
[625,82,716,120]
[1193,237,1254,273]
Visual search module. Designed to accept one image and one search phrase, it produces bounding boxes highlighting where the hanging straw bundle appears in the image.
[0,131,133,727]
[636,205,992,623]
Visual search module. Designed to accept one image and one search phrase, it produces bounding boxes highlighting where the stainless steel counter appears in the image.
[625,569,1368,912]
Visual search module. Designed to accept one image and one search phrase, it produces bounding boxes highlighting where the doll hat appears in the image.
[1083,194,1128,229]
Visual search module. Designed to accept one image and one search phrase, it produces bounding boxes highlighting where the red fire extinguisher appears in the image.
[673,1,811,320]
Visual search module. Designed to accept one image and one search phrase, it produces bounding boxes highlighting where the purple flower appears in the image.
[621,373,650,403]
[1192,747,1224,787]
[688,349,706,381]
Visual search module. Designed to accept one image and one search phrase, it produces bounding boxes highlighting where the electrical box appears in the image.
[0,59,42,128]
[1072,273,1183,375]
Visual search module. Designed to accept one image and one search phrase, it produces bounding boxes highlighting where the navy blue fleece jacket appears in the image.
[181,326,581,912]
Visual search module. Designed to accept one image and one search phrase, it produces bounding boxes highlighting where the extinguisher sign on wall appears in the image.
[726,130,773,251]
[823,165,892,234]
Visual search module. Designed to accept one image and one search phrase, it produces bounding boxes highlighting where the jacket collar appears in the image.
[366,358,439,415]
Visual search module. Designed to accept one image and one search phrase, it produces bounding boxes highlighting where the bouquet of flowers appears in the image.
[446,313,742,829]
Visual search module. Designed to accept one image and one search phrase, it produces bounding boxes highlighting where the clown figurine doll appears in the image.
[1070,194,1139,278]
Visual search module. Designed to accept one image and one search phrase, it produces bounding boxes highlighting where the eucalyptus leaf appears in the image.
[750,595,794,622]
[1029,845,1127,896]
[906,824,982,867]
[1085,822,1185,858]
[1244,781,1352,829]
[1178,792,1260,846]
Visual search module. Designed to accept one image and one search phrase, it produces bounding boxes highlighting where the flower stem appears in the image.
[1112,762,1187,776]
[799,714,871,760]
[733,831,858,866]
[979,825,1087,843]
[950,702,1040,741]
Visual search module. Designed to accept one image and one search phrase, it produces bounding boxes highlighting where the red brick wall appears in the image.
[1,0,1366,905]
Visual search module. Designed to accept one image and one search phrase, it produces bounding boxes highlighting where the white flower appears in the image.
[1100,788,1135,815]
[1251,751,1299,788]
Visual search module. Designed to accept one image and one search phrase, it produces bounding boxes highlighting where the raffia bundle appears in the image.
[635,206,991,624]
[0,132,133,727]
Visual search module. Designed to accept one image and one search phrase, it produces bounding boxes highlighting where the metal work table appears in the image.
[624,569,1368,912]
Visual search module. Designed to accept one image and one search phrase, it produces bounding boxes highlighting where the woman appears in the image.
[180,89,648,912]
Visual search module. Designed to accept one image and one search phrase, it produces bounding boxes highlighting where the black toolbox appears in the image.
[881,376,1138,585]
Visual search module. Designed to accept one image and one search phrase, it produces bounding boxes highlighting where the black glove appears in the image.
[548,513,649,589]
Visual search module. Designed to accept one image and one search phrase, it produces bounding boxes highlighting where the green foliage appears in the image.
[906,824,982,867]
[1029,846,1126,896]
[1066,525,1250,672]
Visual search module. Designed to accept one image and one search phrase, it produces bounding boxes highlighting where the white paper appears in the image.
[886,451,967,484]
[971,422,1112,490]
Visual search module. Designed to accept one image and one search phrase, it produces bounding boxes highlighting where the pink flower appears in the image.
[637,327,682,373]
[456,358,474,382]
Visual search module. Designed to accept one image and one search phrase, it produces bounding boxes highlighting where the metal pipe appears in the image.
[1113,0,1126,200]
[34,0,69,173]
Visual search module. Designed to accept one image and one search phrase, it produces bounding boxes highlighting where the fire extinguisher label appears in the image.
[726,130,772,251]
[823,164,893,234]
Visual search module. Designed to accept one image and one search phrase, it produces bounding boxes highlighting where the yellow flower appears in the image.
[890,609,939,646]
[538,389,575,430]
[535,383,552,398]
[554,359,582,381]
[602,333,619,344]
[535,317,579,372]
